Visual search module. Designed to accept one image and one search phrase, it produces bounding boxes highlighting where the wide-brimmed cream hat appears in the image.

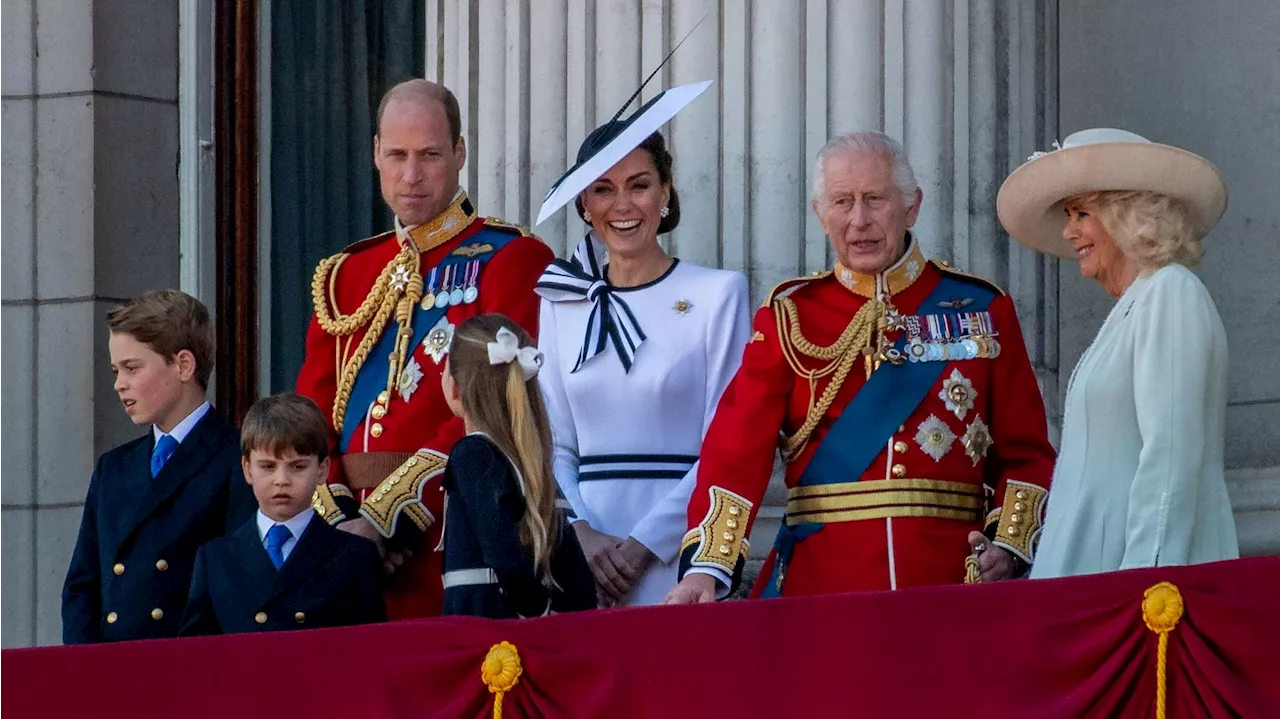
[996,128,1227,259]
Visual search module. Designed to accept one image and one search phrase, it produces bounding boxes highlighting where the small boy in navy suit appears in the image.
[180,393,386,635]
[62,290,256,644]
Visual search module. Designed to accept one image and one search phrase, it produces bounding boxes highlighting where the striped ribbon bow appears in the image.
[535,234,646,373]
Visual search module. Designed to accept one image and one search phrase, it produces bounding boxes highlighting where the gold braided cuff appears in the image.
[312,484,357,526]
[358,449,448,538]
[992,480,1048,563]
[685,487,753,573]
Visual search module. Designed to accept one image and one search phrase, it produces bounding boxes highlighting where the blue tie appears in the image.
[150,434,179,477]
[265,524,291,569]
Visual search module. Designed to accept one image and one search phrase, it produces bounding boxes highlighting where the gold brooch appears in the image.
[673,299,692,314]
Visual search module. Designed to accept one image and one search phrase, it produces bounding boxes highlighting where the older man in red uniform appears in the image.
[665,132,1055,603]
[297,79,552,618]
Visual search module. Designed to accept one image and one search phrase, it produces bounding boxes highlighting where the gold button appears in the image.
[1015,490,1028,500]
[371,405,387,420]
[391,477,400,485]
[407,458,418,467]
[718,545,731,555]
[1007,526,1019,536]
[726,518,739,530]
[316,505,327,517]
[106,612,118,624]
[891,464,906,478]
[155,559,168,572]
[722,532,736,542]
[728,506,741,516]
[255,612,267,624]
[1014,502,1025,512]
[113,563,125,576]
[370,423,384,438]
[1010,514,1021,524]
[397,467,409,476]
[372,493,383,502]
[898,425,906,433]
[377,391,390,405]
[295,612,306,624]
[893,441,908,454]
[151,608,164,621]
[381,482,393,492]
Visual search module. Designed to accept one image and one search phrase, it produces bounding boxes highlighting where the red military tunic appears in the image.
[297,192,553,619]
[678,239,1055,597]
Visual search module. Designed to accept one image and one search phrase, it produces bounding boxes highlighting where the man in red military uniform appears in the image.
[665,132,1055,603]
[297,79,553,619]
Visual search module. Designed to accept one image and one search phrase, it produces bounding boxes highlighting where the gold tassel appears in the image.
[481,641,523,719]
[1142,582,1184,719]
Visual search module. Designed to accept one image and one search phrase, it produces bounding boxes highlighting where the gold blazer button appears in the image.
[255,612,268,624]
[113,563,125,576]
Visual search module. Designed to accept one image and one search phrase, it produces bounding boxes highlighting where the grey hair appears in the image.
[811,131,919,210]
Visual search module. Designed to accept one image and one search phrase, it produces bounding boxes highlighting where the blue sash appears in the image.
[760,274,997,597]
[338,230,516,452]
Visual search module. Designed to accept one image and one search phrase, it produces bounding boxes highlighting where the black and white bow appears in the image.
[535,235,646,373]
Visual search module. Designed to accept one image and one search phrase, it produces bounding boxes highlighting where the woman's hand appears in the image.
[573,522,629,606]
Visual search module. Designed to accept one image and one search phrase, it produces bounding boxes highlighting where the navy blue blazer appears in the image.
[179,513,386,635]
[61,409,256,644]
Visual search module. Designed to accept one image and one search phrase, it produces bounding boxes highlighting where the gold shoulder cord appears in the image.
[310,246,422,433]
[775,296,888,461]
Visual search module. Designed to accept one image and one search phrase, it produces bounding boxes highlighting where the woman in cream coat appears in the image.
[996,128,1238,578]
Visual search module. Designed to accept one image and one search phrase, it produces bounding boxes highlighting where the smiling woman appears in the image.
[535,113,751,608]
[998,128,1239,578]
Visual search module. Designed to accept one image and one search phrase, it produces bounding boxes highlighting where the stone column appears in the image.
[1,0,181,647]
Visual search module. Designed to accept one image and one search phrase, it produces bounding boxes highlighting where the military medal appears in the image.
[962,415,994,465]
[423,316,455,364]
[448,266,465,305]
[398,357,424,402]
[421,267,439,310]
[462,261,480,304]
[914,414,957,461]
[434,266,453,309]
[939,369,977,420]
[906,310,1000,362]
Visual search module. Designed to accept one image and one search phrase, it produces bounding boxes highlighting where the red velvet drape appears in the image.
[6,557,1277,718]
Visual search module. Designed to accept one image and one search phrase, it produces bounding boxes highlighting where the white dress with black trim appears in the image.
[536,238,752,606]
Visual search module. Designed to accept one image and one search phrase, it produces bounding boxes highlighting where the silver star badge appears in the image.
[914,414,956,462]
[422,316,455,364]
[398,357,424,402]
[940,369,977,421]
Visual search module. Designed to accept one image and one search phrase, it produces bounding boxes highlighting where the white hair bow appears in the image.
[488,327,543,380]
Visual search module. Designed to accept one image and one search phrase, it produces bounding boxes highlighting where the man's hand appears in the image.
[967,531,1021,582]
[661,573,718,605]
[573,522,629,606]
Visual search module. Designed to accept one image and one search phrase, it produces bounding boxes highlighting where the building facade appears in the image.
[3,0,1277,647]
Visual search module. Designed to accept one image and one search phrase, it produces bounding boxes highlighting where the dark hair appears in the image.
[240,393,330,461]
[106,290,215,390]
[448,314,561,587]
[574,131,681,234]
[376,79,462,146]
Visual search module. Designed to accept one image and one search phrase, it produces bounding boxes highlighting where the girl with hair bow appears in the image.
[437,314,596,618]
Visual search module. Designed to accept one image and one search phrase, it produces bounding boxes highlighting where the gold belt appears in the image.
[786,478,984,526]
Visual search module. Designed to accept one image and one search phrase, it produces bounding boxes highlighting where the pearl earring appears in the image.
[659,206,670,218]
[583,210,592,222]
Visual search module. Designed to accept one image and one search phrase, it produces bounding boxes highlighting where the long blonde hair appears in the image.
[448,314,560,587]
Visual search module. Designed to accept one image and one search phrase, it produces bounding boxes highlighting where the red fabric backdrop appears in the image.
[5,557,1278,718]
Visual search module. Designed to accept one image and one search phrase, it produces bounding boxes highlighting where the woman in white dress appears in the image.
[536,125,751,607]
[997,128,1239,578]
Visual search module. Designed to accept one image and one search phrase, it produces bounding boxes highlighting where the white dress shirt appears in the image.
[255,508,315,565]
[152,401,212,446]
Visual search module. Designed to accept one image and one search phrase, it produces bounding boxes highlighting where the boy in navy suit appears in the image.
[180,394,386,635]
[62,290,256,644]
